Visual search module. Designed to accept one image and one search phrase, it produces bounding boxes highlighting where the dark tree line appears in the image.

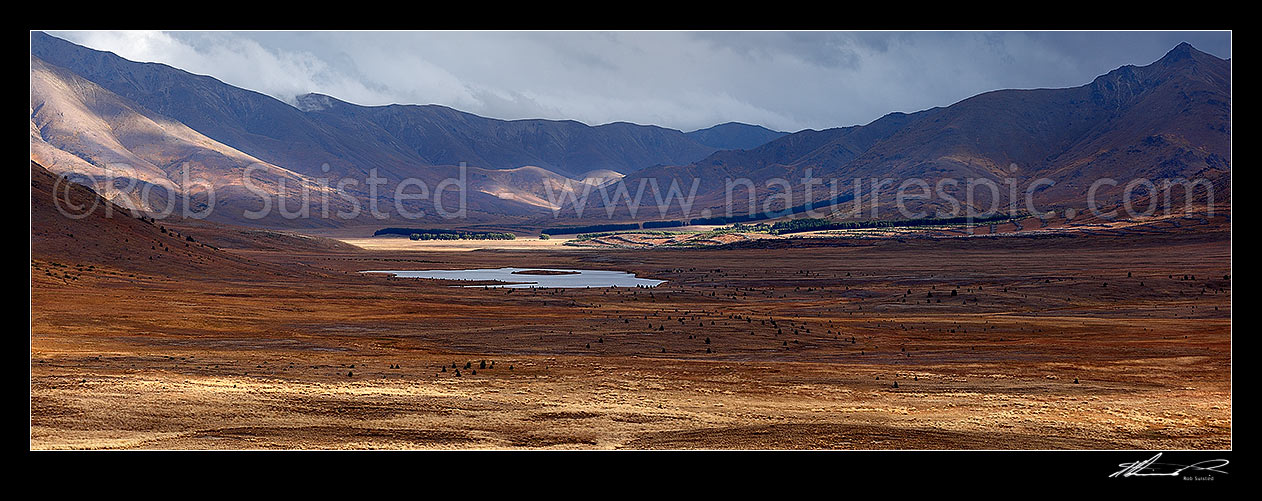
[375,227,516,240]
[768,213,1022,235]
[541,222,641,235]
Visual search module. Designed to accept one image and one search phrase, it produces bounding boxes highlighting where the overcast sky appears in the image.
[47,30,1231,133]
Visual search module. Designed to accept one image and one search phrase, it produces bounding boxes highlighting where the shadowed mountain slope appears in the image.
[595,43,1230,221]
[30,161,282,276]
[685,122,789,150]
[31,32,718,181]
[30,55,338,226]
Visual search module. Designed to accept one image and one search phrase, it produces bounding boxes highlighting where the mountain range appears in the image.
[31,31,797,225]
[601,42,1230,221]
[685,122,788,150]
[30,32,1230,228]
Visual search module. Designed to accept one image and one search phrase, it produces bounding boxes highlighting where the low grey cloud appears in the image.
[48,30,1231,133]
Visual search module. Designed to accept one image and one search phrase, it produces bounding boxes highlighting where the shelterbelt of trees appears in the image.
[373,228,516,240]
[547,213,1028,239]
[767,214,1023,235]
[408,232,516,241]
[541,220,689,235]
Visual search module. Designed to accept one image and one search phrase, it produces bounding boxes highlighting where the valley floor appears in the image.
[30,230,1231,449]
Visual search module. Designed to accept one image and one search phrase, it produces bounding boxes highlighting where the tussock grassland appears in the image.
[31,227,1231,449]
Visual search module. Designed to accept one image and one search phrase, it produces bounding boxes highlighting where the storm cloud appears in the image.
[47,30,1231,133]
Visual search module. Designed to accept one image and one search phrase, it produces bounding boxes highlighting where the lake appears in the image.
[361,267,666,288]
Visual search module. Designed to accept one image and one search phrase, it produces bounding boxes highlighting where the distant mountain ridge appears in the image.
[594,42,1230,220]
[31,33,1230,228]
[30,31,724,180]
[30,52,638,225]
[685,122,788,150]
[29,55,338,226]
[28,50,642,224]
[293,92,717,178]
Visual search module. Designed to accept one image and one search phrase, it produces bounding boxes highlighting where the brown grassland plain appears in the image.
[30,220,1231,449]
